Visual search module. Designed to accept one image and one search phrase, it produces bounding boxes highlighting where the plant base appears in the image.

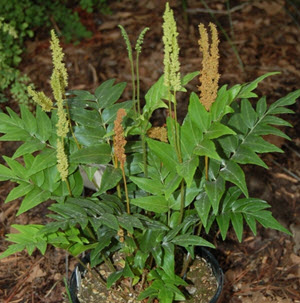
[69,248,223,303]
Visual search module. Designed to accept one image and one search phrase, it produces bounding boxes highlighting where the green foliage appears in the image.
[0,4,299,302]
[0,0,109,104]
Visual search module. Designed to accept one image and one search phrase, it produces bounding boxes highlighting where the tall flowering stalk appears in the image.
[198,23,220,180]
[198,23,220,111]
[162,3,185,225]
[113,109,130,214]
[162,3,181,92]
[50,30,70,191]
[162,3,182,162]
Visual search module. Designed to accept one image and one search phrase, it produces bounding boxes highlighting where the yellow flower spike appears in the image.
[27,86,53,112]
[198,23,220,111]
[52,70,69,138]
[56,139,68,182]
[50,30,68,90]
[162,3,181,91]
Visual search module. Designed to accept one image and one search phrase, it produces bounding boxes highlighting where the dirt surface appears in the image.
[0,0,300,302]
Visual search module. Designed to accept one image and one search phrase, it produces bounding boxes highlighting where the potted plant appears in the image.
[0,3,299,302]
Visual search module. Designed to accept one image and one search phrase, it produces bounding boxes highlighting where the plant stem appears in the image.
[136,55,141,114]
[141,133,148,178]
[205,156,209,180]
[121,164,130,214]
[179,180,185,224]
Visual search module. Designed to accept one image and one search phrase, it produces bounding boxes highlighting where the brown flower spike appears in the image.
[198,23,220,111]
[114,109,127,168]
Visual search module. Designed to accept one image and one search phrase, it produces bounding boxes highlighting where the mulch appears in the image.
[0,0,299,302]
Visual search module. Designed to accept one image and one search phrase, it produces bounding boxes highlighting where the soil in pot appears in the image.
[70,249,223,303]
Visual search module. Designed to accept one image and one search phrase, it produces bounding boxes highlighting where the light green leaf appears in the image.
[5,182,34,203]
[17,187,51,215]
[3,156,27,178]
[176,156,199,188]
[181,71,199,86]
[144,75,168,115]
[163,172,182,201]
[70,144,111,164]
[146,138,178,173]
[13,139,46,159]
[20,104,37,135]
[205,122,236,139]
[193,138,221,161]
[131,196,170,213]
[26,149,57,177]
[188,92,211,132]
[35,106,53,142]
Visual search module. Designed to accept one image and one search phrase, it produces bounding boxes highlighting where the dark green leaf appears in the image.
[268,89,300,113]
[232,145,268,168]
[70,144,111,164]
[74,125,106,146]
[256,96,267,117]
[130,176,164,195]
[230,212,244,242]
[240,99,257,128]
[96,166,122,195]
[101,100,133,125]
[70,109,102,128]
[131,196,170,213]
[238,72,279,99]
[205,177,225,214]
[220,160,248,197]
[243,135,283,153]
[195,192,211,228]
[95,80,126,109]
[171,235,214,248]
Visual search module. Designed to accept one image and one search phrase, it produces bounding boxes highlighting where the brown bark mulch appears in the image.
[1,0,299,302]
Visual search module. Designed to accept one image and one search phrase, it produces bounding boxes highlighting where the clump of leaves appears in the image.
[0,3,299,303]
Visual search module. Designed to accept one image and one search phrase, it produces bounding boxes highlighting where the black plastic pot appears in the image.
[69,247,224,303]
